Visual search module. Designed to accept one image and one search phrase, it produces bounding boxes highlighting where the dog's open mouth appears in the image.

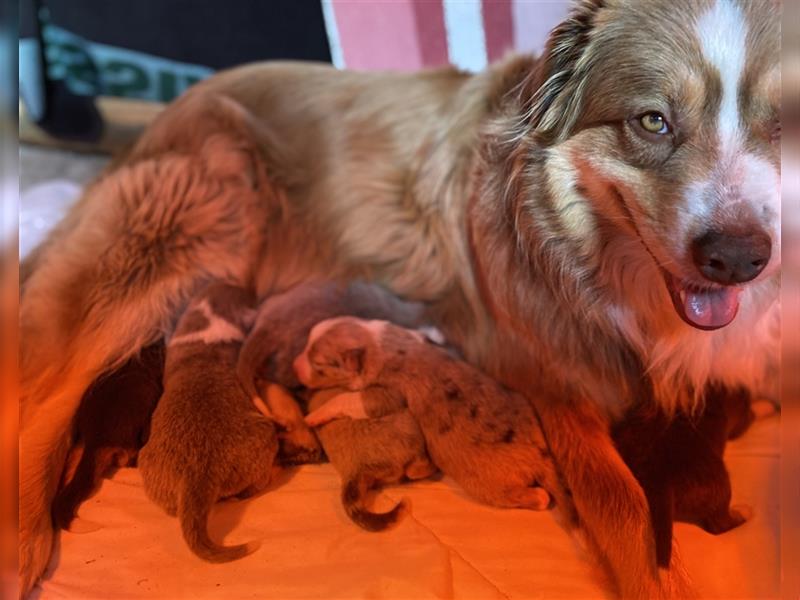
[662,271,741,331]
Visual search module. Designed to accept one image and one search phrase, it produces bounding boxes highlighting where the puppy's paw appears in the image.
[417,326,446,345]
[509,486,550,511]
[253,395,293,430]
[702,504,753,534]
[751,398,780,419]
[730,503,755,523]
[404,457,438,480]
[66,517,103,534]
[304,391,368,427]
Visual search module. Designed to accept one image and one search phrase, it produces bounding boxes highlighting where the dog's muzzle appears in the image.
[662,227,771,331]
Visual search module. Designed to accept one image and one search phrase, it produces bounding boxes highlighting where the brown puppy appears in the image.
[238,280,427,465]
[613,385,758,568]
[19,2,780,596]
[307,387,436,532]
[52,342,164,531]
[138,282,278,563]
[296,317,563,513]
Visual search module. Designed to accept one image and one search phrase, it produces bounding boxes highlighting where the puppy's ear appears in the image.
[527,0,606,144]
[341,347,366,375]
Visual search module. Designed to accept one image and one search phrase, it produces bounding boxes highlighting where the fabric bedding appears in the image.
[35,414,779,600]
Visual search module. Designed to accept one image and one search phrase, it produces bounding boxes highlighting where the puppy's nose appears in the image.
[691,229,771,285]
[293,354,309,384]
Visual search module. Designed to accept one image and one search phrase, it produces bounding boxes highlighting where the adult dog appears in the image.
[19,0,779,597]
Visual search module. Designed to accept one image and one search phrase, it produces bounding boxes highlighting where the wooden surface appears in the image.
[19,97,164,155]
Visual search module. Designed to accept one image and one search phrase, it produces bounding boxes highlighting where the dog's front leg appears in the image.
[532,395,694,599]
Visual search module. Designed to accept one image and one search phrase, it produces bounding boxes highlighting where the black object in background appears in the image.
[20,0,104,142]
[19,0,333,141]
[43,0,332,70]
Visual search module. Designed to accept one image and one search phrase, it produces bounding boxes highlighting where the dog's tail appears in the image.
[178,477,259,563]
[342,473,407,532]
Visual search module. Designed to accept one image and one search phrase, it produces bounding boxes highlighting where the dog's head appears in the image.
[527,0,779,330]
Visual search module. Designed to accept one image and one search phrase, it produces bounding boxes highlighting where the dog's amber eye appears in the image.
[640,112,669,134]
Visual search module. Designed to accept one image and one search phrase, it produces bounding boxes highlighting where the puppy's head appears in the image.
[293,317,387,390]
[526,0,779,330]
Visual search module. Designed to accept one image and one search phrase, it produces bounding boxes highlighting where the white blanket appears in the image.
[35,413,779,600]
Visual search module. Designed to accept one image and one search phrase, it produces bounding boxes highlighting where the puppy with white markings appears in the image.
[296,317,565,514]
[307,386,436,531]
[52,342,164,531]
[138,282,278,563]
[237,281,427,464]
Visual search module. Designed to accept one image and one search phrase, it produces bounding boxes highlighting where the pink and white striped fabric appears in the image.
[321,0,571,72]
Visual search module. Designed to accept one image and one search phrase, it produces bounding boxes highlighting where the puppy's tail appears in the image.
[178,478,259,563]
[342,474,407,532]
[52,446,118,531]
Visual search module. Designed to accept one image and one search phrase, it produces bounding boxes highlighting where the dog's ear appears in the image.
[527,0,606,144]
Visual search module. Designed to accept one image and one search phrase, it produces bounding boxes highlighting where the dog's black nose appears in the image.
[691,230,771,285]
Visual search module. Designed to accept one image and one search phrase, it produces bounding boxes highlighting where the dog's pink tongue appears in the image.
[681,285,740,329]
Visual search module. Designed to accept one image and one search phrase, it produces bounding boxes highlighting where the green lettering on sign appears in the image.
[103,60,149,97]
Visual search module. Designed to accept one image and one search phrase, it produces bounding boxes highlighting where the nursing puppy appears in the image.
[52,342,164,531]
[296,317,562,513]
[138,282,278,563]
[614,385,758,568]
[238,280,426,464]
[238,280,427,392]
[307,387,436,531]
[20,1,780,597]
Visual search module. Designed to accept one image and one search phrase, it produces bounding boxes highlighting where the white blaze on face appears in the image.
[363,319,389,342]
[696,0,747,159]
[691,0,780,270]
[304,318,339,352]
[293,319,339,384]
